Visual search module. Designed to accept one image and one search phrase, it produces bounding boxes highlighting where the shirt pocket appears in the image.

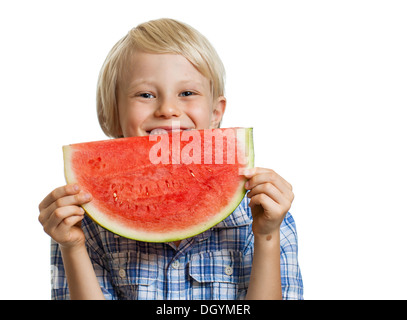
[189,250,242,300]
[106,251,158,300]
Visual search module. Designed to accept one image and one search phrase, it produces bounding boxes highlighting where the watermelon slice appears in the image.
[63,127,254,242]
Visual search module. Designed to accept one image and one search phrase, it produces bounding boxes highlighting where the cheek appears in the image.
[190,110,211,128]
[187,102,214,128]
[118,105,147,136]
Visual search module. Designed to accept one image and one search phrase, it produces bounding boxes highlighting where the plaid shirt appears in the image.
[50,195,303,300]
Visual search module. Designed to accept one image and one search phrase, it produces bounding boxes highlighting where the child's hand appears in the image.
[243,168,294,237]
[38,184,92,249]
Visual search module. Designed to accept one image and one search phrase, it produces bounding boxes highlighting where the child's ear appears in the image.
[210,96,227,129]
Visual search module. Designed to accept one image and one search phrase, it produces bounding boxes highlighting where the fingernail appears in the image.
[241,168,255,176]
[73,184,79,192]
[83,193,91,201]
[245,181,250,189]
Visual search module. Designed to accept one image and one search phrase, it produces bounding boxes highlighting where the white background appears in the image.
[1,0,406,300]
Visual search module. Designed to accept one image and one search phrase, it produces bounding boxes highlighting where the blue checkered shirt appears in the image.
[50,195,303,299]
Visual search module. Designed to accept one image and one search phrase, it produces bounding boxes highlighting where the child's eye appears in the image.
[139,93,155,99]
[180,91,195,97]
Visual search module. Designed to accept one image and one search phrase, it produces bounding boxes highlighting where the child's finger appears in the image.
[245,172,292,198]
[247,182,286,206]
[242,167,276,178]
[240,167,257,178]
[50,192,92,211]
[48,205,85,228]
[242,167,293,191]
[39,191,91,225]
[248,193,279,213]
[39,184,80,211]
[58,214,84,230]
[54,215,85,242]
[42,205,84,236]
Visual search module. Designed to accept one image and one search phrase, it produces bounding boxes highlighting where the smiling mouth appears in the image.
[147,127,192,135]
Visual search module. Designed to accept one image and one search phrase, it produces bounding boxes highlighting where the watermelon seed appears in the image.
[190,170,195,177]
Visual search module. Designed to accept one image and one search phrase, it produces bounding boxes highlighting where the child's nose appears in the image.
[154,98,181,118]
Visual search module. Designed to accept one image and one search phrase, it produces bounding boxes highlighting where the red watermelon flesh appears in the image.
[63,127,254,242]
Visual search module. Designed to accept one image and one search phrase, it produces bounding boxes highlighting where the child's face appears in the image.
[117,51,226,137]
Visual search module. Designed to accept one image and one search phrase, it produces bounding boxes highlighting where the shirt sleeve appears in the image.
[50,239,70,300]
[279,212,304,300]
[50,216,116,300]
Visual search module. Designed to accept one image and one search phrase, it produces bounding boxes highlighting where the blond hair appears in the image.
[96,18,226,138]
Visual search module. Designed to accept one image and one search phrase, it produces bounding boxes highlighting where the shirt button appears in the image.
[172,260,180,269]
[118,268,126,278]
[225,266,233,276]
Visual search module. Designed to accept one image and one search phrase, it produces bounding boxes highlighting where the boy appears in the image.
[38,18,303,300]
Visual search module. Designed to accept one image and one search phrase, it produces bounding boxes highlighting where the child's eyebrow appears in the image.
[127,79,206,91]
[176,79,206,88]
[128,79,155,88]
[123,79,156,93]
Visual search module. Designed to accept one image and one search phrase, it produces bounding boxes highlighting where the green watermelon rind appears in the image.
[63,127,254,243]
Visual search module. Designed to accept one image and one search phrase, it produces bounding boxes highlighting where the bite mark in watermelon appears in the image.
[63,127,254,242]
